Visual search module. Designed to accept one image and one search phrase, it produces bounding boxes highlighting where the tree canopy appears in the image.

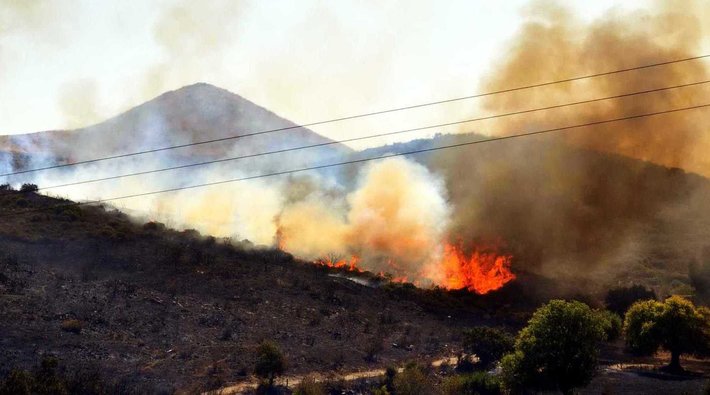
[624,295,710,372]
[500,300,607,394]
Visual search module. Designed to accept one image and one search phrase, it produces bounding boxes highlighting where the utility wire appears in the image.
[1,54,708,178]
[29,80,710,191]
[2,102,707,218]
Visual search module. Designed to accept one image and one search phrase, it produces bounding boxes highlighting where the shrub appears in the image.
[19,184,38,193]
[605,284,656,316]
[143,221,167,232]
[596,309,623,341]
[293,375,325,395]
[34,357,67,395]
[442,371,501,395]
[624,295,710,372]
[382,366,397,393]
[365,336,384,362]
[0,369,34,395]
[254,341,285,387]
[60,319,82,334]
[500,300,607,394]
[0,184,12,192]
[461,326,514,371]
[392,364,435,395]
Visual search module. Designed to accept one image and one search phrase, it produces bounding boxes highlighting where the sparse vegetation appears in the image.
[442,371,501,395]
[19,183,38,193]
[0,357,169,395]
[624,295,710,372]
[59,319,82,334]
[392,363,436,395]
[293,375,326,395]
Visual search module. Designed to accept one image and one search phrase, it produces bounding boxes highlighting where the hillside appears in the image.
[0,190,540,393]
[355,132,710,296]
[0,83,352,181]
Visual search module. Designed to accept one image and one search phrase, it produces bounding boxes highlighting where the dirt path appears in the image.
[206,357,458,394]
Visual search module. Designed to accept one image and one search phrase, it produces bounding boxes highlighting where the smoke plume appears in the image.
[432,0,710,289]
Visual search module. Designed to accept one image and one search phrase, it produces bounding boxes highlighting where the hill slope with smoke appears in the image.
[356,132,710,295]
[2,0,710,294]
[0,83,354,244]
[0,82,352,172]
[1,81,709,296]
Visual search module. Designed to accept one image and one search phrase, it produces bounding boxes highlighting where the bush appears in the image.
[624,295,710,372]
[605,284,656,316]
[500,300,607,394]
[382,366,397,393]
[60,319,82,334]
[19,184,38,193]
[461,326,514,371]
[0,369,34,395]
[442,371,501,395]
[254,341,285,387]
[0,184,12,192]
[365,336,384,362]
[596,309,623,341]
[393,363,436,395]
[293,375,325,395]
[34,357,67,395]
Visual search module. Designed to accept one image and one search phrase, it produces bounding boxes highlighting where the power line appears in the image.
[31,80,710,191]
[2,54,708,178]
[3,103,707,218]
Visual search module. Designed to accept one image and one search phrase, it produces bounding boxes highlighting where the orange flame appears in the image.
[438,243,515,294]
[312,242,515,294]
[317,255,362,272]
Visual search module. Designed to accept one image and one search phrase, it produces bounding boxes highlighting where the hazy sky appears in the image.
[0,0,682,144]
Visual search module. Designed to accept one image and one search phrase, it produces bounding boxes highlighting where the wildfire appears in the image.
[316,255,362,272]
[312,241,515,294]
[438,243,516,294]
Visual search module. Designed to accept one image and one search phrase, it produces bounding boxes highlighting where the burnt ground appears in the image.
[0,191,523,393]
[2,190,709,394]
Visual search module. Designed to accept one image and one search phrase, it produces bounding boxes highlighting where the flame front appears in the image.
[438,243,515,294]
[316,255,362,272]
[311,242,516,294]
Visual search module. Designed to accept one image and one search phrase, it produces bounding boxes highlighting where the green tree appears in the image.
[461,326,514,371]
[254,341,286,388]
[624,295,710,373]
[500,300,607,394]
